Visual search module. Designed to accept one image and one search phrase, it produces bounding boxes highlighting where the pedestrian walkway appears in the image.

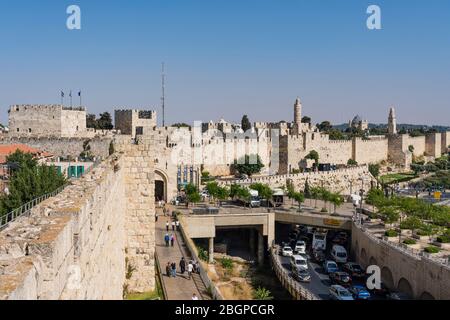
[155,208,210,300]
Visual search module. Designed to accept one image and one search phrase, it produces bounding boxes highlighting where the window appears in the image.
[28,128,32,133]
[17,128,19,132]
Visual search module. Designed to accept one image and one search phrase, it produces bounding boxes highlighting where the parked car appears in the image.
[292,269,311,282]
[368,282,390,297]
[290,255,308,271]
[387,291,412,300]
[294,240,306,254]
[312,249,326,263]
[332,232,348,245]
[330,271,352,286]
[281,246,293,257]
[330,244,348,264]
[349,285,371,300]
[329,285,354,300]
[343,262,366,278]
[323,260,339,274]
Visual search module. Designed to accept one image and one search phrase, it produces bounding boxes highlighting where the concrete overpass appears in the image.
[275,211,352,231]
[181,211,275,265]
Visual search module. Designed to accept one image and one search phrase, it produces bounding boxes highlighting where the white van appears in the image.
[290,255,308,271]
[249,190,261,208]
[331,245,348,263]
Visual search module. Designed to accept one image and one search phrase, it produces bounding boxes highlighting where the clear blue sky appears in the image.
[0,0,449,126]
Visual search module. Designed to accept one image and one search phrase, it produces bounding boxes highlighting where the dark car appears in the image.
[330,271,352,286]
[343,262,366,278]
[368,282,390,297]
[332,232,348,245]
[312,249,326,263]
[292,269,311,283]
[387,291,412,300]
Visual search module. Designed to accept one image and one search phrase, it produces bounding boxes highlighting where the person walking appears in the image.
[175,220,180,231]
[192,293,199,300]
[171,262,177,278]
[166,221,169,232]
[172,221,176,231]
[179,257,186,274]
[164,233,170,247]
[170,233,175,247]
[187,260,193,280]
[166,262,171,277]
[155,213,158,222]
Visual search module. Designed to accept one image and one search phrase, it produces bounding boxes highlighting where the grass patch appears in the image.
[424,246,440,254]
[125,291,161,300]
[380,172,417,185]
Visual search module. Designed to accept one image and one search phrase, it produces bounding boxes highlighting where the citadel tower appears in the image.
[388,107,397,135]
[294,97,302,127]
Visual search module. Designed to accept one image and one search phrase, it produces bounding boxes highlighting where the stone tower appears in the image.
[294,97,302,127]
[388,107,397,135]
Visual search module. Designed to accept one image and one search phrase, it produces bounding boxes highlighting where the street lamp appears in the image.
[358,177,366,226]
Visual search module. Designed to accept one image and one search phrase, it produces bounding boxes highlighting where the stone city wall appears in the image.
[219,165,374,196]
[353,137,388,164]
[0,137,156,300]
[352,224,450,300]
[0,136,112,158]
[0,156,126,300]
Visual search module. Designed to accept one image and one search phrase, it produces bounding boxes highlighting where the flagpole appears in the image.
[70,91,73,108]
[79,91,82,107]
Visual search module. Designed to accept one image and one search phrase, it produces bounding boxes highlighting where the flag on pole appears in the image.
[78,91,81,97]
[61,91,64,97]
[69,91,72,97]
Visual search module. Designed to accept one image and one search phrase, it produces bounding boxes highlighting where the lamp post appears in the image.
[358,177,366,226]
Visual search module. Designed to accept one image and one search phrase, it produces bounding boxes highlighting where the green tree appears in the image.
[86,114,98,129]
[241,115,252,132]
[347,159,358,166]
[317,121,333,132]
[233,155,264,177]
[369,163,380,178]
[330,192,344,213]
[215,186,230,207]
[250,183,273,202]
[1,151,66,217]
[305,150,319,166]
[293,192,305,212]
[185,183,200,207]
[97,112,114,130]
[301,116,311,124]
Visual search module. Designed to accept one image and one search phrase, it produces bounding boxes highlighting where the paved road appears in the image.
[155,209,206,300]
[279,254,331,300]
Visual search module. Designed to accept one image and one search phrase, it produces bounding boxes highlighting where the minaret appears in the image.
[388,107,397,135]
[294,97,302,127]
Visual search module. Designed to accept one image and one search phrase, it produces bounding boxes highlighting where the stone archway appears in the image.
[397,277,414,298]
[155,169,168,202]
[419,291,435,300]
[381,266,395,289]
[360,248,368,267]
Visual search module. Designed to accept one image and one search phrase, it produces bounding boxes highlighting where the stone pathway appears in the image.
[155,209,209,300]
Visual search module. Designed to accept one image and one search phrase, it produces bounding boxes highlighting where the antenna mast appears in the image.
[161,62,166,127]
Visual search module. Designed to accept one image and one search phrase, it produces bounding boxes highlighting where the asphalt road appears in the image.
[279,254,332,300]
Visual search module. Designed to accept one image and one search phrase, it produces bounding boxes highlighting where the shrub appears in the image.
[220,257,233,270]
[424,246,440,254]
[385,229,398,237]
[436,235,450,243]
[197,247,208,262]
[403,238,416,245]
[253,287,273,300]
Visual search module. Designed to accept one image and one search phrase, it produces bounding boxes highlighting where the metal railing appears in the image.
[0,158,104,231]
[178,221,224,300]
[270,245,319,300]
[0,184,67,230]
[357,223,450,268]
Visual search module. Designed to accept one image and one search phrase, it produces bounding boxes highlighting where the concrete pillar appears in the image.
[208,237,214,264]
[249,229,255,255]
[257,232,264,265]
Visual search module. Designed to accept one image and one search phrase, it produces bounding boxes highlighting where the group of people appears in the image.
[165,257,200,280]
[164,233,176,247]
[166,220,180,232]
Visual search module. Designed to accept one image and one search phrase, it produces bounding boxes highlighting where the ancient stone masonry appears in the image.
[114,135,156,293]
[115,109,157,139]
[0,136,113,159]
[0,136,155,300]
[219,166,374,196]
[8,105,87,138]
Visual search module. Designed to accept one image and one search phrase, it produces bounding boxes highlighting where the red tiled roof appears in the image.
[0,144,53,164]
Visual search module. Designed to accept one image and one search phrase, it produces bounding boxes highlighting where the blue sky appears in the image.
[0,0,449,126]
